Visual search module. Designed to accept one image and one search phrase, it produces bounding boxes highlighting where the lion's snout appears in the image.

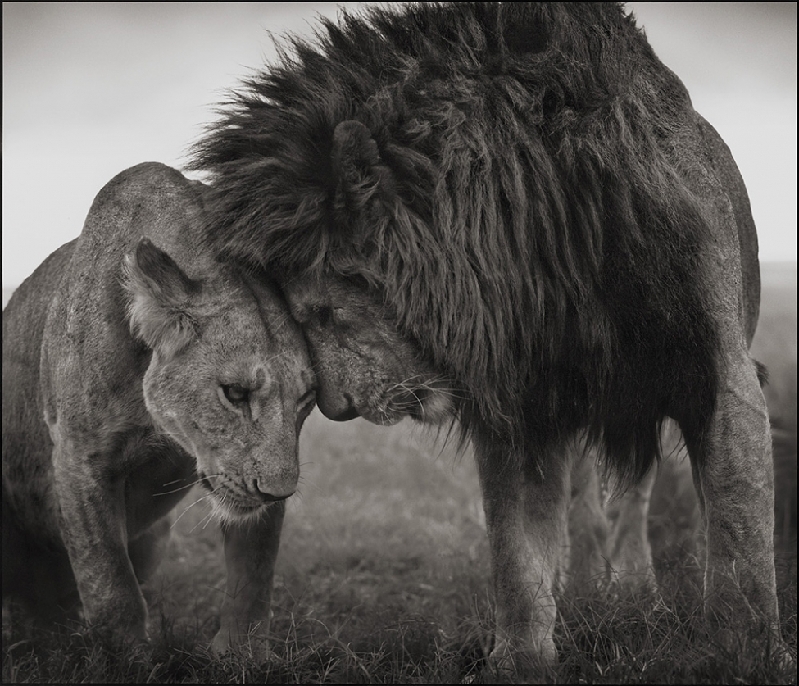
[317,389,360,421]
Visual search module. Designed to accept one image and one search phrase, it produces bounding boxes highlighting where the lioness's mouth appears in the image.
[220,499,264,518]
[213,489,270,520]
[199,473,270,519]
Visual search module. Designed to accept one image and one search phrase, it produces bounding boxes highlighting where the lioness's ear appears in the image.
[122,238,199,358]
[331,120,397,230]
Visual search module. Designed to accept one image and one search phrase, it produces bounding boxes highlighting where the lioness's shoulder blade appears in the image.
[39,164,208,441]
[77,163,212,282]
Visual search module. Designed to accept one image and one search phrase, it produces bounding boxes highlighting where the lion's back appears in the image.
[693,112,761,345]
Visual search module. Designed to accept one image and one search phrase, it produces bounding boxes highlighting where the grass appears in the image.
[3,264,797,683]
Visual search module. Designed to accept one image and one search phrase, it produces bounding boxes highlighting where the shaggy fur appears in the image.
[191,3,784,672]
[193,2,725,486]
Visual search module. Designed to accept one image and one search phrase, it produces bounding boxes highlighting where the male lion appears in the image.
[2,162,315,652]
[192,2,778,671]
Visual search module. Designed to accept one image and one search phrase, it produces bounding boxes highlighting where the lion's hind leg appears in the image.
[681,348,780,643]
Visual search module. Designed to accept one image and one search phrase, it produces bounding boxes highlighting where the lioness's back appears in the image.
[3,240,78,610]
[3,241,76,525]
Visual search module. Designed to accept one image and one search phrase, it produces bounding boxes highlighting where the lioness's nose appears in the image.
[253,478,294,502]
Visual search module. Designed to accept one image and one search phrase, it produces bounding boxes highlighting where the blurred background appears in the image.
[2,2,796,290]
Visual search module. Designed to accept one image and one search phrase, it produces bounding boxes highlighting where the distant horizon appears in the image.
[3,261,795,298]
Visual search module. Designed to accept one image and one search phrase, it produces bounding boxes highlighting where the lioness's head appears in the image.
[123,238,315,521]
[283,273,454,426]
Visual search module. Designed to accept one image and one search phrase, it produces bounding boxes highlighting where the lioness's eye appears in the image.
[221,384,249,405]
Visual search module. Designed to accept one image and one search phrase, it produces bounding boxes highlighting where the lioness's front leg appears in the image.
[212,500,285,658]
[567,447,610,589]
[476,438,570,674]
[607,462,658,589]
[52,439,148,641]
[682,348,779,637]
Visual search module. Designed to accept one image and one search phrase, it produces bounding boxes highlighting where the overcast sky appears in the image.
[3,2,796,287]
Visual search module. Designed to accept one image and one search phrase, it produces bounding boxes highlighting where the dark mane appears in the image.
[192,2,719,485]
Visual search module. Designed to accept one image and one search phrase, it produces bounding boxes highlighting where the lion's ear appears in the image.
[122,238,199,358]
[331,120,397,232]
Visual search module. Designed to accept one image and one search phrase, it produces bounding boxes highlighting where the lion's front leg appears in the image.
[52,439,148,641]
[682,349,779,639]
[476,438,570,675]
[212,500,285,659]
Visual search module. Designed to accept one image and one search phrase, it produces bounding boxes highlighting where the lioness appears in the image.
[2,162,315,652]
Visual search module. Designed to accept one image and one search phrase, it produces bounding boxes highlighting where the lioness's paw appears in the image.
[484,636,558,683]
[88,621,150,650]
[84,603,150,649]
[211,623,271,661]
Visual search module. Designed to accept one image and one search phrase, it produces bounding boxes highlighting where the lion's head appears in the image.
[282,272,453,426]
[193,1,720,477]
[123,238,315,521]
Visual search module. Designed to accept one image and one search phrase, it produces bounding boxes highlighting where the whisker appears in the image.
[172,491,214,530]
[170,473,228,529]
[192,490,227,533]
[161,477,192,487]
[154,477,203,497]
[191,507,217,533]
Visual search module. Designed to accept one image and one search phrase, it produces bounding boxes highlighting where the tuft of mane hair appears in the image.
[192,2,720,486]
